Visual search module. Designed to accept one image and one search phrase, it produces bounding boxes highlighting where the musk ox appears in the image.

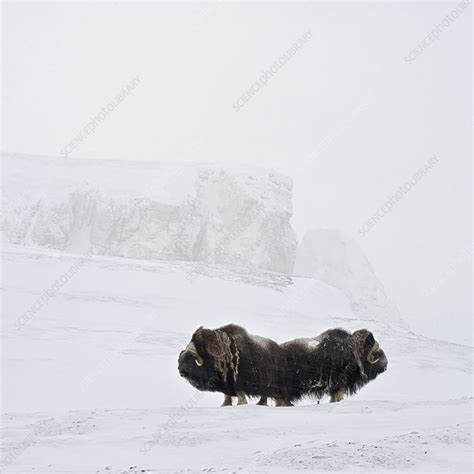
[178,324,288,406]
[278,328,387,405]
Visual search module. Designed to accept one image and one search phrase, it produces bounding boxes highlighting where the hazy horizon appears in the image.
[3,2,472,343]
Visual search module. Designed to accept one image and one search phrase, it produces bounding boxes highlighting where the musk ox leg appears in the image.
[237,392,248,405]
[275,398,294,407]
[256,396,268,406]
[221,395,233,407]
[330,389,345,403]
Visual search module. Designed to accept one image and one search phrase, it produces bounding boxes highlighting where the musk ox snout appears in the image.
[177,348,203,380]
[177,351,189,377]
[372,348,388,372]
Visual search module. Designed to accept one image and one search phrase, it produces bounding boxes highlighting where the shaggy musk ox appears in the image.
[279,328,388,405]
[178,324,288,406]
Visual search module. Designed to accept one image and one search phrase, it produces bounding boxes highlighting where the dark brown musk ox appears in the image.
[178,324,289,406]
[276,328,388,406]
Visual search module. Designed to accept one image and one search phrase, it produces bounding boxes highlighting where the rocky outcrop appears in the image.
[2,155,297,273]
[294,228,404,326]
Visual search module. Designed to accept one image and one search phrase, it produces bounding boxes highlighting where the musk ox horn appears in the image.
[367,341,380,364]
[185,341,204,366]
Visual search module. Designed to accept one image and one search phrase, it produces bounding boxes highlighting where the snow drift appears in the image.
[1,154,297,273]
[294,228,404,327]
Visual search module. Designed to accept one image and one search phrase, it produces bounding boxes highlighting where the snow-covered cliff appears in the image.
[1,154,297,273]
[294,228,405,327]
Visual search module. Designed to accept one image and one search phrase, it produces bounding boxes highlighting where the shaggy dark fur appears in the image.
[280,328,388,404]
[178,324,288,404]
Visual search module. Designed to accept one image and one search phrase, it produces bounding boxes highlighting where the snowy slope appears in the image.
[1,154,296,273]
[1,245,472,472]
[295,228,405,327]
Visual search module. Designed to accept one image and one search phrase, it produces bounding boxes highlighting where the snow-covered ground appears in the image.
[1,245,472,472]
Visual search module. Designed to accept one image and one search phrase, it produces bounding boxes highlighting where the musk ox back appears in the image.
[281,328,387,404]
[178,324,288,406]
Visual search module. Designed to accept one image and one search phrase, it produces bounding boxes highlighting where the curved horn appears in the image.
[185,341,197,352]
[367,341,380,364]
[185,341,204,366]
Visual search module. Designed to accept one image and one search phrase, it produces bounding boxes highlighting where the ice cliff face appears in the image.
[1,155,297,274]
[294,228,405,327]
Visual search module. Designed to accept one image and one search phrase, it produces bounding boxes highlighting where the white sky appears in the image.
[2,2,472,343]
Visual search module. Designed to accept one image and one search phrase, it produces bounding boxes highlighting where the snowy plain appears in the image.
[1,244,472,473]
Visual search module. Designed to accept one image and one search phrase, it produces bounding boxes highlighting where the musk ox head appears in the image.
[178,326,239,393]
[352,329,388,381]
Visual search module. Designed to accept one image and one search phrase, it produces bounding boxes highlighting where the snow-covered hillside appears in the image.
[1,154,296,273]
[1,245,472,472]
[295,229,405,327]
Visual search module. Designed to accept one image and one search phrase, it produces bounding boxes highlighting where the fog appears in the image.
[3,2,471,343]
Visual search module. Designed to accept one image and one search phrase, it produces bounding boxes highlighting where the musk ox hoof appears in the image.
[237,392,248,405]
[329,389,345,403]
[221,395,232,407]
[275,399,294,407]
[256,397,268,406]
